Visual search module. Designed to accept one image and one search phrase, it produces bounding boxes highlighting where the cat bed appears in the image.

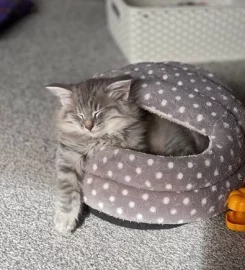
[81,62,245,225]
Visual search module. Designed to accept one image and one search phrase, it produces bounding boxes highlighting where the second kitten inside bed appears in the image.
[146,114,209,156]
[47,76,208,234]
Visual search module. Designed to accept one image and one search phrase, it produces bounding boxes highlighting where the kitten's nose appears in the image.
[84,120,94,131]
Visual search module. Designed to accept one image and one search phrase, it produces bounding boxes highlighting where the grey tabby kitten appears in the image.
[146,114,209,156]
[46,76,208,234]
[46,77,146,234]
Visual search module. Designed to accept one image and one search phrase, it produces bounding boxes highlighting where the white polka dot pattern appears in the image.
[129,201,135,208]
[103,183,109,190]
[179,106,185,113]
[136,167,142,174]
[158,218,164,224]
[109,196,115,202]
[168,162,174,169]
[190,209,197,216]
[118,162,123,169]
[129,154,135,161]
[82,62,245,225]
[122,189,128,196]
[161,99,167,106]
[150,206,156,213]
[98,202,104,209]
[87,178,93,184]
[142,193,149,201]
[183,198,190,205]
[171,209,177,215]
[136,213,143,220]
[108,171,113,177]
[205,159,211,167]
[163,197,170,205]
[197,173,202,179]
[117,208,123,215]
[188,162,193,168]
[177,172,183,180]
[155,172,162,179]
[202,198,207,206]
[145,180,151,187]
[147,159,154,166]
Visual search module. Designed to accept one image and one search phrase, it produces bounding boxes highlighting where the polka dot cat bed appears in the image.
[82,62,245,225]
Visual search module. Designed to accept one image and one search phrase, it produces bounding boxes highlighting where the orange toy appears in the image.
[226,187,245,232]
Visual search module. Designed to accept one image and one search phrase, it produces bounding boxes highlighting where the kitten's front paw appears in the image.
[54,211,77,235]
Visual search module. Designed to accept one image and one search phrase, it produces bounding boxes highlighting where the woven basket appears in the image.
[106,0,245,63]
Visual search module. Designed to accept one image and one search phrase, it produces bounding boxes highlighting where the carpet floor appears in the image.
[0,1,245,269]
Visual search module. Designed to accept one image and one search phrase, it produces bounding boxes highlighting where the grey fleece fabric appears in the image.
[84,62,245,224]
[1,1,245,270]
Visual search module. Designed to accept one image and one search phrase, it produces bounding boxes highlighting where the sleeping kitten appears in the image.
[46,77,146,234]
[146,114,209,156]
[47,76,209,234]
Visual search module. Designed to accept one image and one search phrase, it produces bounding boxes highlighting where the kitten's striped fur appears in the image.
[47,77,146,234]
[47,76,208,234]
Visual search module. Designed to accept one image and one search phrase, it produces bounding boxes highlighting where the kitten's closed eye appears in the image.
[92,110,102,118]
[77,111,101,120]
[77,113,84,119]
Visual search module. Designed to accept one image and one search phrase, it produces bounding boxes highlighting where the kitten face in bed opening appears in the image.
[46,77,141,138]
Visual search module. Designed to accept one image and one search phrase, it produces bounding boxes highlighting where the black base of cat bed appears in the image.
[89,207,185,230]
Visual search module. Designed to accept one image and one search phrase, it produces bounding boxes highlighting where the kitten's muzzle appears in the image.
[84,120,94,131]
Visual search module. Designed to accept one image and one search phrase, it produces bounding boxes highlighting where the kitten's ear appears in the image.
[45,83,72,106]
[105,79,132,101]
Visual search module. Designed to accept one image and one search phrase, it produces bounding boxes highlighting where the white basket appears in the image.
[106,0,245,63]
